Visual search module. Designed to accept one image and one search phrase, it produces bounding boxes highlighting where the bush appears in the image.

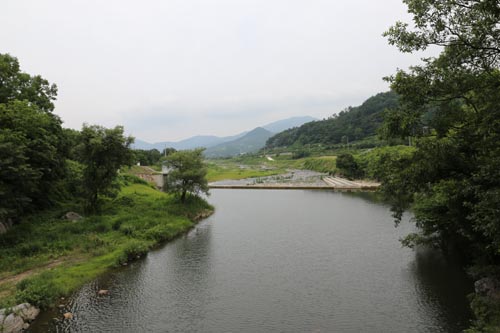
[16,273,62,309]
[336,153,363,179]
[116,241,150,265]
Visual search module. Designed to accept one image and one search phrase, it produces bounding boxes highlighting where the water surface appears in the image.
[31,190,472,332]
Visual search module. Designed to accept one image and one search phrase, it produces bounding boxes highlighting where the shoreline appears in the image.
[209,184,379,191]
[0,182,214,332]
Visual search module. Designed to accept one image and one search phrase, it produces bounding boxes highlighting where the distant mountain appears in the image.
[132,132,247,151]
[204,127,274,158]
[266,92,399,148]
[132,115,316,152]
[262,116,316,133]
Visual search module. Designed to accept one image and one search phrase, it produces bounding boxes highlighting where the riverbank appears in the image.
[208,169,380,191]
[0,177,213,313]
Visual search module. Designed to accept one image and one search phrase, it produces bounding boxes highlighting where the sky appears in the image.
[1,0,430,142]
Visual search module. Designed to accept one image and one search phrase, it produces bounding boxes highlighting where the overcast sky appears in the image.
[1,0,429,142]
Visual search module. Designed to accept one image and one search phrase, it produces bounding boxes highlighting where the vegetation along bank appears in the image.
[0,53,213,332]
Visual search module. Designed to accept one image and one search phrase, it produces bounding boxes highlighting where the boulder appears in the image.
[1,313,24,333]
[475,277,500,297]
[62,212,83,221]
[0,219,14,235]
[11,303,39,321]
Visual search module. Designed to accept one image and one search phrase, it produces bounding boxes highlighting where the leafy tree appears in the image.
[0,101,66,218]
[336,153,362,180]
[381,0,500,262]
[162,147,177,157]
[163,149,209,202]
[0,53,57,112]
[79,125,134,213]
[134,149,162,166]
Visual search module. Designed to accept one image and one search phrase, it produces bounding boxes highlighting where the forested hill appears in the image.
[265,91,399,148]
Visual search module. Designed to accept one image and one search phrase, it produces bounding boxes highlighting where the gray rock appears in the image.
[12,303,39,321]
[62,212,83,221]
[475,277,500,296]
[0,223,7,235]
[1,313,24,333]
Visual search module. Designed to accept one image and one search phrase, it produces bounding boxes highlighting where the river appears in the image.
[30,189,472,332]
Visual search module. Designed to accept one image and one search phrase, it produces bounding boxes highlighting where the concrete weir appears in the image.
[209,176,380,191]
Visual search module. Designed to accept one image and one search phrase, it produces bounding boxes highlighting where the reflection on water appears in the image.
[30,190,472,333]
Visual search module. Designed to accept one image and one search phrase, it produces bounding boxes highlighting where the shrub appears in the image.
[16,273,62,309]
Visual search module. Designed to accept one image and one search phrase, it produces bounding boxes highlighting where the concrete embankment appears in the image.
[209,176,380,191]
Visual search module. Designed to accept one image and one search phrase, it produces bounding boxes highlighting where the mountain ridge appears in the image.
[132,116,316,151]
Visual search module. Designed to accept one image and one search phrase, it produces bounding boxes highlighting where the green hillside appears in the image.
[266,91,399,148]
[204,127,274,158]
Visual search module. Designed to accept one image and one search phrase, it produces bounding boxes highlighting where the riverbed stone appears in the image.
[475,277,500,297]
[1,313,24,333]
[12,303,39,321]
[62,212,83,221]
[63,312,73,320]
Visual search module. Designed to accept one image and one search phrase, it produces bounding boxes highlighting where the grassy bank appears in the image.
[0,176,213,309]
[206,155,339,182]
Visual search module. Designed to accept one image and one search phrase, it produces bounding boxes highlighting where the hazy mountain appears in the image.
[203,127,274,158]
[132,132,247,151]
[132,115,315,151]
[262,116,316,133]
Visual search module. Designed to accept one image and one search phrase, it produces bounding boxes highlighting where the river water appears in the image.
[31,190,472,332]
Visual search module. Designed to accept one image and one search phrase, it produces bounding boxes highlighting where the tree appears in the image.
[79,125,134,213]
[336,153,362,180]
[163,149,209,202]
[381,0,500,261]
[0,101,65,219]
[0,53,58,112]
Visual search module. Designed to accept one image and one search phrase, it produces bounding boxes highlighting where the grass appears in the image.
[0,176,213,309]
[206,154,339,182]
[206,158,285,182]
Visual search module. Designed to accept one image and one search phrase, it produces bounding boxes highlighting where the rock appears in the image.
[98,289,109,296]
[475,277,500,297]
[2,313,24,333]
[62,212,83,221]
[0,222,7,235]
[11,303,39,321]
[22,323,29,330]
[63,312,73,320]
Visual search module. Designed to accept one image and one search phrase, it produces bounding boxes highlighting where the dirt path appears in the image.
[0,255,87,288]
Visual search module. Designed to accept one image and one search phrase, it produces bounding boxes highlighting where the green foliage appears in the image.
[163,149,209,202]
[0,53,57,112]
[381,0,500,266]
[134,148,162,166]
[0,182,213,308]
[15,272,62,309]
[266,91,399,148]
[0,100,66,218]
[79,124,134,213]
[336,153,362,180]
[302,156,337,174]
[292,150,311,159]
